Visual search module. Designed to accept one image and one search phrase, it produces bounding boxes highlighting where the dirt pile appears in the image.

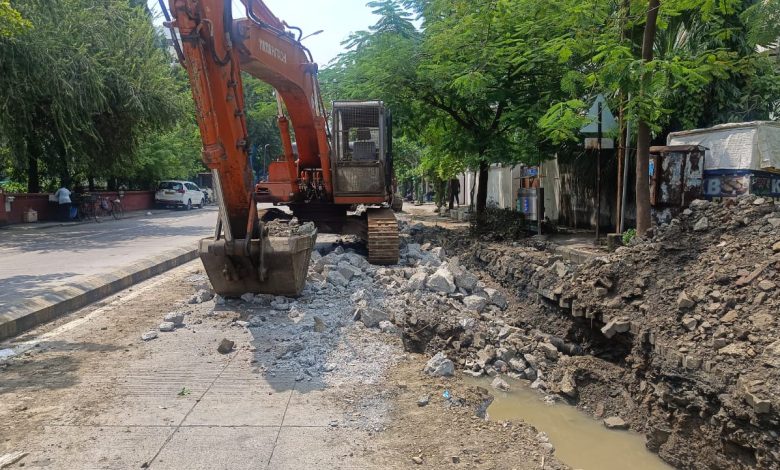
[406,196,780,469]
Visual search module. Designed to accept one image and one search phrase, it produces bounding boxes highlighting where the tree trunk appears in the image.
[475,158,489,225]
[635,0,660,237]
[27,155,40,193]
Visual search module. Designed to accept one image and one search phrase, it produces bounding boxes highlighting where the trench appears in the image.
[465,376,672,470]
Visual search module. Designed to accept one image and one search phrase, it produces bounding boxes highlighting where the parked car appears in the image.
[155,180,204,210]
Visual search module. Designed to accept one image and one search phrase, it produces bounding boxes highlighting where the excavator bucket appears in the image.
[198,230,317,298]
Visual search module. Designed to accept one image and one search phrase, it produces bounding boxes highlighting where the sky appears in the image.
[147,0,378,65]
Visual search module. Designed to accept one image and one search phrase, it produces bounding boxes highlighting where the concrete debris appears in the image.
[490,376,510,392]
[423,352,455,377]
[158,322,175,332]
[163,312,185,327]
[358,307,389,329]
[217,338,234,354]
[141,331,158,341]
[693,217,709,231]
[426,265,456,293]
[189,289,214,304]
[677,291,696,309]
[603,416,628,429]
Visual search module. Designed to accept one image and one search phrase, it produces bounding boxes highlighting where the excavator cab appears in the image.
[331,101,393,203]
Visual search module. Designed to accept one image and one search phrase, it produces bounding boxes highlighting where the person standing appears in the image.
[452,178,461,207]
[53,184,72,221]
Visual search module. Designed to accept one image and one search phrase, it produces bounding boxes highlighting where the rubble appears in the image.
[217,338,234,354]
[423,352,455,377]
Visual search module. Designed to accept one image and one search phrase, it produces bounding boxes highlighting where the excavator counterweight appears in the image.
[166,0,399,297]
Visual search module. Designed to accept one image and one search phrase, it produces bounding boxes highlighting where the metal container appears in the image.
[649,145,705,223]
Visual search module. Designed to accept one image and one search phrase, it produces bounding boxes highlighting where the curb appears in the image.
[0,209,173,232]
[0,246,199,342]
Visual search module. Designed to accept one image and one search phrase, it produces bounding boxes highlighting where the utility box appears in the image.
[649,145,705,224]
[22,208,38,223]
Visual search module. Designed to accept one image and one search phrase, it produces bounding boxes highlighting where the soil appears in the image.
[401,197,780,470]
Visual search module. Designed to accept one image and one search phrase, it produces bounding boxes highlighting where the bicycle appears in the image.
[97,196,124,220]
[76,194,99,222]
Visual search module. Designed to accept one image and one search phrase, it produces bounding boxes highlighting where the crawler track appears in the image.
[367,207,399,265]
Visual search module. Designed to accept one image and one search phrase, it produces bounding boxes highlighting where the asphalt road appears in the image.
[0,207,217,312]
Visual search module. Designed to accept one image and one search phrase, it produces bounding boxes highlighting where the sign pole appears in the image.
[596,102,602,243]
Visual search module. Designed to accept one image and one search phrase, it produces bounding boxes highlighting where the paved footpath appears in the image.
[0,208,217,316]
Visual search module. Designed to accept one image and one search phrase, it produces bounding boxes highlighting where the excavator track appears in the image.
[367,207,399,265]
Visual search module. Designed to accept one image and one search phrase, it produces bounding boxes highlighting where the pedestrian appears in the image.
[53,183,72,221]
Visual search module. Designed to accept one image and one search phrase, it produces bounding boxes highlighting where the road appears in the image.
[0,208,217,313]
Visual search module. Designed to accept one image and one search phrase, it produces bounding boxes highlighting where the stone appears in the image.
[406,272,428,291]
[463,295,488,312]
[721,310,738,323]
[552,260,568,278]
[560,373,577,398]
[682,317,698,331]
[411,456,423,465]
[164,312,185,327]
[538,342,559,360]
[491,376,511,392]
[379,320,398,334]
[773,241,780,253]
[417,395,430,407]
[693,217,709,231]
[594,287,609,297]
[430,246,446,260]
[509,358,527,372]
[524,367,537,381]
[158,322,175,332]
[493,359,508,373]
[326,270,349,287]
[423,352,455,377]
[601,320,630,339]
[484,288,508,310]
[757,280,776,292]
[603,416,628,429]
[426,266,456,293]
[189,289,214,304]
[141,331,158,341]
[744,392,771,414]
[240,292,254,303]
[454,270,479,292]
[217,338,234,354]
[677,290,696,309]
[313,316,327,333]
[358,307,389,328]
[762,340,780,368]
[753,197,767,205]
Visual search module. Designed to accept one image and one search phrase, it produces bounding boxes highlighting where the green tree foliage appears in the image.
[0,0,182,191]
[0,0,29,37]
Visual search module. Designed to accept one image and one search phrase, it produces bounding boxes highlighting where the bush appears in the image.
[622,228,637,245]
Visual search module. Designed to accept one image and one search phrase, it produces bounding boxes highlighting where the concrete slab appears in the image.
[4,425,172,469]
[267,427,377,470]
[282,388,342,427]
[151,426,277,470]
[183,388,292,427]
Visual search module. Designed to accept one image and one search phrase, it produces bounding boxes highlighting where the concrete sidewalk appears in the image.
[0,208,179,231]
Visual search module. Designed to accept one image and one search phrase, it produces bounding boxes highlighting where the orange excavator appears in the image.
[162,0,400,297]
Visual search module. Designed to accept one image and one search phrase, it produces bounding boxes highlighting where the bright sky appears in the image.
[147,0,377,65]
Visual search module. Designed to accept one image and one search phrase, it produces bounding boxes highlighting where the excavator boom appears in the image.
[166,0,398,297]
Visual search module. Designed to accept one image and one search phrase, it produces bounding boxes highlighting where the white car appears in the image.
[155,180,205,210]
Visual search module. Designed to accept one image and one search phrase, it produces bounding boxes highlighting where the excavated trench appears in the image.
[408,221,779,470]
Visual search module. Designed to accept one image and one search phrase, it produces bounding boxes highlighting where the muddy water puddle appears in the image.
[465,377,672,470]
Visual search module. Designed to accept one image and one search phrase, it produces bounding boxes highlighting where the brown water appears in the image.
[465,377,673,470]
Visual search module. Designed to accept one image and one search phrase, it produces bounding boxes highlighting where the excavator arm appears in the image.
[166,0,323,296]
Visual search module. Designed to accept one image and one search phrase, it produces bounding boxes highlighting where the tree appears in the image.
[0,0,181,191]
[0,0,29,37]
